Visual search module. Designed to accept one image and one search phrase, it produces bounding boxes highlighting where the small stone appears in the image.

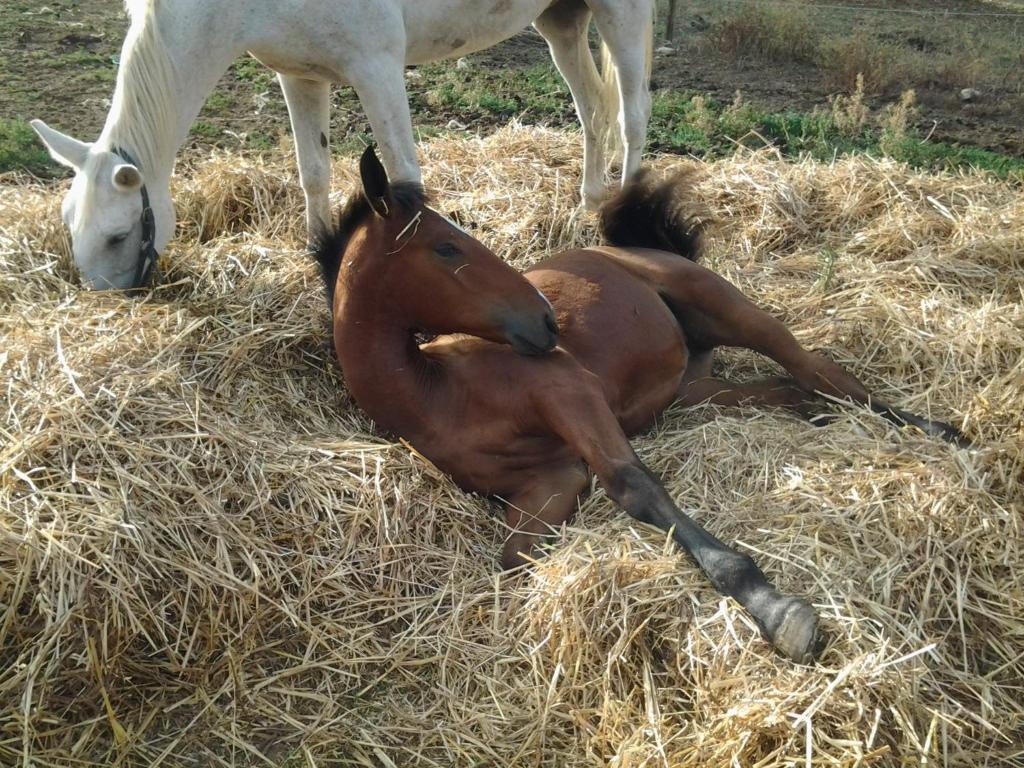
[655,45,675,55]
[959,88,981,103]
[455,57,470,70]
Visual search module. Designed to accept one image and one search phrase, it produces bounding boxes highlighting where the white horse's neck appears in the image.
[98,1,240,182]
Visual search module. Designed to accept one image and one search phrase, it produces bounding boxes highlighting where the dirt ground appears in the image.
[2,0,1023,169]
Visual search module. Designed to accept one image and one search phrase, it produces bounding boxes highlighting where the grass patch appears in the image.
[0,118,55,177]
[887,138,1024,179]
[704,1,1014,96]
[415,62,573,123]
[231,56,275,89]
[190,121,220,139]
[647,85,1023,180]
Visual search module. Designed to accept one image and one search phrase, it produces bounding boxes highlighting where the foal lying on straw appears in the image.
[314,146,967,664]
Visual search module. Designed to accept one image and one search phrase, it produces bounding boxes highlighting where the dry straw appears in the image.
[1,125,1021,766]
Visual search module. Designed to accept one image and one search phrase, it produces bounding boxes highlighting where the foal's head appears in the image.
[317,146,558,355]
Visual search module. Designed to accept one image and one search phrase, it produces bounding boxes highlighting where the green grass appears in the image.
[189,121,220,139]
[646,90,1024,181]
[414,62,574,123]
[0,118,55,177]
[231,57,275,89]
[886,139,1024,179]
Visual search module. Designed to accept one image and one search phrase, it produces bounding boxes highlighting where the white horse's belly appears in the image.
[248,0,555,79]
[401,0,554,63]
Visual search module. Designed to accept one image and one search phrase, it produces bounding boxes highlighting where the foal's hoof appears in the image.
[877,406,972,448]
[769,598,822,665]
[926,419,973,449]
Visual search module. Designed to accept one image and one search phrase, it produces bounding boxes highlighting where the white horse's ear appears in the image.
[112,164,143,192]
[30,119,91,170]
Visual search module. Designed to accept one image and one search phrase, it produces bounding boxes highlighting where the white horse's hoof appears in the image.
[581,191,605,212]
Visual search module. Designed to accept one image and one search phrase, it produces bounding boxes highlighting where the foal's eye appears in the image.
[434,243,460,260]
[107,233,129,247]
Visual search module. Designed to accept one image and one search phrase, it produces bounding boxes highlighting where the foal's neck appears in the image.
[333,266,441,440]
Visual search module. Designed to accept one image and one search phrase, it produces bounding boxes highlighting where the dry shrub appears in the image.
[1,126,1022,766]
[822,32,909,95]
[926,50,986,91]
[828,73,870,137]
[710,3,821,65]
[878,89,918,156]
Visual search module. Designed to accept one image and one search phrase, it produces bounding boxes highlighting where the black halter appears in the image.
[112,146,158,287]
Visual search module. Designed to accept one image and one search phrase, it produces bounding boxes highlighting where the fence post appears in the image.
[666,0,678,42]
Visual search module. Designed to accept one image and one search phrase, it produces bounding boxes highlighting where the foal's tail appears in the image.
[598,168,705,262]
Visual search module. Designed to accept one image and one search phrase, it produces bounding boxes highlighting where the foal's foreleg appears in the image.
[500,462,590,570]
[535,369,822,663]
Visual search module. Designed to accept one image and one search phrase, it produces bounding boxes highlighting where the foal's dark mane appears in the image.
[313,182,428,310]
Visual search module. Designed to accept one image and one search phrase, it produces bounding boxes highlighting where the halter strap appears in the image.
[112,146,158,287]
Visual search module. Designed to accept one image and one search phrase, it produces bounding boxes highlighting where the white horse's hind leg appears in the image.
[590,0,654,182]
[535,2,607,210]
[280,75,332,243]
[347,61,422,186]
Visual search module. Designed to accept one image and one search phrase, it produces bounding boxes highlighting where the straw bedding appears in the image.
[1,125,1021,766]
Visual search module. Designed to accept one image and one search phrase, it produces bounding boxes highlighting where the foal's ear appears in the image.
[359,145,391,217]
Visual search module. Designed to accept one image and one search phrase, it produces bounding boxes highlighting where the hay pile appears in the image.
[1,125,1021,766]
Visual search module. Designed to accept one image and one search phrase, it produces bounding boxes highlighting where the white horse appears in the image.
[31,0,655,290]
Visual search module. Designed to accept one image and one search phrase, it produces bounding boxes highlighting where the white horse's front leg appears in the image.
[347,60,421,186]
[535,4,607,210]
[280,75,332,243]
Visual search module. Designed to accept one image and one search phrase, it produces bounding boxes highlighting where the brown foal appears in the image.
[315,146,967,664]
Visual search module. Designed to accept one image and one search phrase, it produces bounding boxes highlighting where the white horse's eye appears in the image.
[107,232,129,247]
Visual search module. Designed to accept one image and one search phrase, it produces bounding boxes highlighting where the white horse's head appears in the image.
[31,120,174,290]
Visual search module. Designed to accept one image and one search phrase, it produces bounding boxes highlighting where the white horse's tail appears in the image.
[597,5,654,166]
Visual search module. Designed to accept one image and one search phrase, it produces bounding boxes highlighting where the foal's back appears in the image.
[523,248,689,434]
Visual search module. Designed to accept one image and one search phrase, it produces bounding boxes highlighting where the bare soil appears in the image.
[2,0,1023,170]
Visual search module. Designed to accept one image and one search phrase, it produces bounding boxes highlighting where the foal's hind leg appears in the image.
[606,251,967,444]
[677,350,827,422]
[501,462,590,570]
[676,281,967,444]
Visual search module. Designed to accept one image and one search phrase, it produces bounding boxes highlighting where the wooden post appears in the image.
[666,0,678,42]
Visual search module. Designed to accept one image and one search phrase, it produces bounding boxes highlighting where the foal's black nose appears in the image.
[544,309,559,337]
[505,307,558,356]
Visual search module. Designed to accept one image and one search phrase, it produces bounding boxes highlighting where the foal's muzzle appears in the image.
[506,307,559,356]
